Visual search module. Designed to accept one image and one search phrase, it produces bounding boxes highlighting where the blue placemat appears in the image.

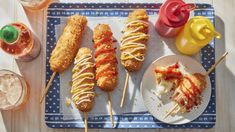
[45,3,216,129]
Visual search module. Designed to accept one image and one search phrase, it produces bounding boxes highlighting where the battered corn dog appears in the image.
[50,15,87,73]
[165,73,207,118]
[40,15,87,103]
[120,9,149,108]
[120,9,149,72]
[93,24,118,92]
[172,73,207,113]
[164,52,228,118]
[71,47,95,112]
[93,24,118,127]
[154,63,207,113]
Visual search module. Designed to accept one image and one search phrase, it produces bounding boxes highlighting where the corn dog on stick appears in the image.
[120,9,149,108]
[165,52,228,118]
[71,47,95,131]
[93,24,118,127]
[40,15,87,103]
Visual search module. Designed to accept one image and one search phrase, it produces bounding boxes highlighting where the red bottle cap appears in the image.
[160,0,196,27]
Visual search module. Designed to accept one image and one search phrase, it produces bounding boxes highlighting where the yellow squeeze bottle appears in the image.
[176,16,221,55]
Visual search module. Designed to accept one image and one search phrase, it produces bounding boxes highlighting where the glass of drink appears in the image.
[0,23,41,61]
[0,70,30,110]
[18,0,52,11]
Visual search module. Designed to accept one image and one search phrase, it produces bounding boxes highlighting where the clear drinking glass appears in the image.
[0,70,30,110]
[18,0,52,11]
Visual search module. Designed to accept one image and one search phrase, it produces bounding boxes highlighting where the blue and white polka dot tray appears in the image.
[45,3,216,129]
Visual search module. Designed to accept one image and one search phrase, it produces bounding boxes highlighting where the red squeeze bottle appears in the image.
[155,0,196,37]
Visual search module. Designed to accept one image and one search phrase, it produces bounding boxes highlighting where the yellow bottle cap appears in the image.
[201,26,221,39]
[190,16,221,46]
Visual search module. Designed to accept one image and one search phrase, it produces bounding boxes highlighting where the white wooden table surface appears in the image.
[0,0,234,132]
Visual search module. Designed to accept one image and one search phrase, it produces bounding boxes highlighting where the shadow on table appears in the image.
[214,15,235,130]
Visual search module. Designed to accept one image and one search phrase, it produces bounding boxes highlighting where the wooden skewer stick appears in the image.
[84,112,88,132]
[40,72,57,104]
[107,92,114,127]
[120,71,130,108]
[205,52,228,76]
[164,103,179,119]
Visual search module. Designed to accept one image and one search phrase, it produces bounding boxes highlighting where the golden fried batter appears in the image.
[49,15,87,73]
[93,24,118,92]
[71,47,95,112]
[120,9,149,72]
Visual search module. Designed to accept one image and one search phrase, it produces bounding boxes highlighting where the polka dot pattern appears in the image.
[45,3,216,129]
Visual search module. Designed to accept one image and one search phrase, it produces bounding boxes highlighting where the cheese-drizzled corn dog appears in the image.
[93,24,118,91]
[120,9,149,72]
[71,47,95,112]
[49,15,87,73]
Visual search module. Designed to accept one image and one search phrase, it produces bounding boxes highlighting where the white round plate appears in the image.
[140,55,211,125]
